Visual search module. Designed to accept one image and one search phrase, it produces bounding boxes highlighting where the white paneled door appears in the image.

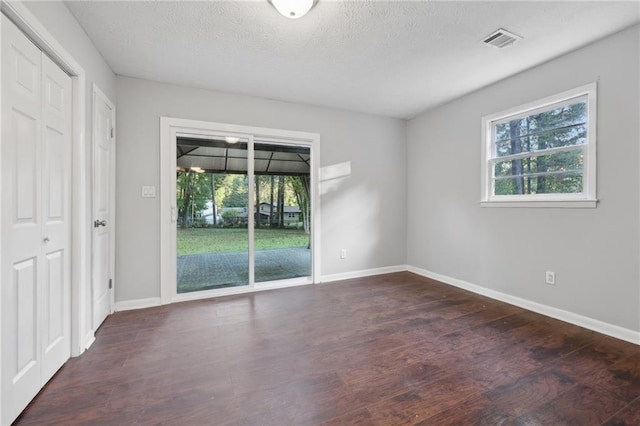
[92,87,114,330]
[1,15,72,425]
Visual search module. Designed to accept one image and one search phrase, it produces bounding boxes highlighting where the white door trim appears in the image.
[91,83,116,323]
[159,117,321,305]
[0,1,89,360]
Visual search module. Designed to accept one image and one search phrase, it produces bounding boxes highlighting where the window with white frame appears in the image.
[480,83,597,208]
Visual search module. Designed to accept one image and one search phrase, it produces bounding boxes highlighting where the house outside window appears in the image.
[480,83,597,208]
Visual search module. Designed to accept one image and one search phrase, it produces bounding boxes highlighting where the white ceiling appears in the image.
[65,1,640,119]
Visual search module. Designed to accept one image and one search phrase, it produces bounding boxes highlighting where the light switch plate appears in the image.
[141,186,156,198]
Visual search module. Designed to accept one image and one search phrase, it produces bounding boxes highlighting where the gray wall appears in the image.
[407,25,640,332]
[115,76,407,302]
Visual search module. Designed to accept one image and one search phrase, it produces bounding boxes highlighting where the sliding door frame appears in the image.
[160,117,320,304]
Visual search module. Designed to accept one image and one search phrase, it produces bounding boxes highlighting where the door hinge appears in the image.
[110,128,114,138]
[109,278,113,289]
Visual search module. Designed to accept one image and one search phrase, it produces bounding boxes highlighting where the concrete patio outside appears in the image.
[177,247,311,293]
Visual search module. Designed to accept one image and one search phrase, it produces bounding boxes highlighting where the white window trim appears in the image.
[480,82,598,208]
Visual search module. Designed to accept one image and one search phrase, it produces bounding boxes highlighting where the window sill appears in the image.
[480,199,598,208]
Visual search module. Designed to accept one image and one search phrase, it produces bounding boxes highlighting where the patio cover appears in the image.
[177,137,310,176]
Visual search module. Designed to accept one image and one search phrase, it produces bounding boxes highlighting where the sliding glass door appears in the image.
[176,135,250,293]
[254,143,311,283]
[174,135,311,294]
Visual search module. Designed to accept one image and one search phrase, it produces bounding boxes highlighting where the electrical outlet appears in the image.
[545,271,556,285]
[340,249,347,259]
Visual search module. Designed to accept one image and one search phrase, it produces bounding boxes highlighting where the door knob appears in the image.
[43,236,50,243]
[94,220,107,228]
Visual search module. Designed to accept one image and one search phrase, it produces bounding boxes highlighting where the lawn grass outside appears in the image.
[177,227,310,256]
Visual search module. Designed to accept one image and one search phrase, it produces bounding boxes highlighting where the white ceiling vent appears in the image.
[483,28,522,48]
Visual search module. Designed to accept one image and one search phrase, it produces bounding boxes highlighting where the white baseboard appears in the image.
[114,267,407,310]
[408,266,640,345]
[114,297,162,312]
[321,265,408,283]
[84,331,96,351]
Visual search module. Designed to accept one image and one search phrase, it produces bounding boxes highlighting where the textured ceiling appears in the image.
[65,1,640,119]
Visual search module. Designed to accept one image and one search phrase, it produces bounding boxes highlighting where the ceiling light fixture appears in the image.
[225,136,240,144]
[269,0,317,19]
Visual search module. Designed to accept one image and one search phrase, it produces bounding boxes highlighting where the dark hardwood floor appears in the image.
[15,272,640,425]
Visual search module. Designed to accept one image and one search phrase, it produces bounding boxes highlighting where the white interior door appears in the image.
[40,44,72,385]
[91,87,114,330]
[1,15,43,423]
[1,14,72,425]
